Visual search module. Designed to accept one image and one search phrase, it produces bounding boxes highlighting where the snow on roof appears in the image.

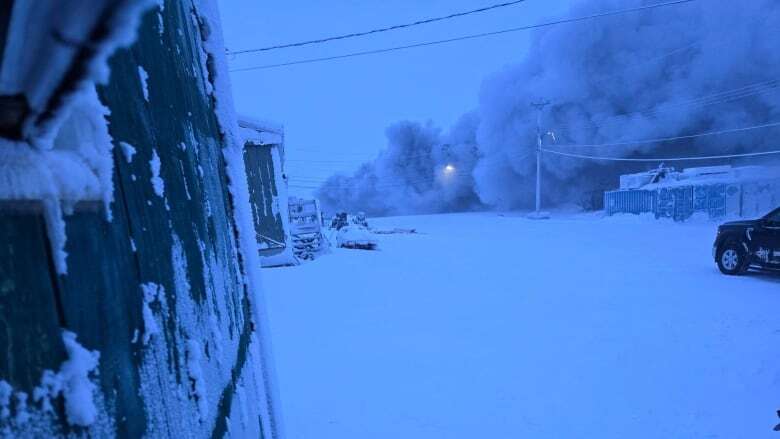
[238,126,283,147]
[238,116,284,146]
[639,165,780,190]
[238,115,283,134]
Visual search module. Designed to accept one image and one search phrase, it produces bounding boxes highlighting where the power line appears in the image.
[552,120,780,148]
[283,98,780,186]
[542,148,780,162]
[282,78,780,165]
[283,103,780,166]
[228,0,529,55]
[230,0,698,72]
[288,142,779,191]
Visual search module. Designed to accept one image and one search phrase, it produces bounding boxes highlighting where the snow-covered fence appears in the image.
[604,189,657,216]
[605,166,780,221]
[0,1,281,437]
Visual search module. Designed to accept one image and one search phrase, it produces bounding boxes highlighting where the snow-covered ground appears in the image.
[262,212,780,439]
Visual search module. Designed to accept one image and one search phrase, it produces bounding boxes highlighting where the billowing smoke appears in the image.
[317,114,484,215]
[318,0,780,215]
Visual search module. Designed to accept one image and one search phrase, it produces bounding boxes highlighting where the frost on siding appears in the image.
[149,149,165,197]
[0,87,115,274]
[186,340,208,421]
[137,66,150,101]
[136,231,249,437]
[192,2,284,437]
[58,331,101,427]
[0,0,153,273]
[225,331,274,438]
[0,1,154,144]
[0,331,107,436]
[119,141,137,163]
[140,282,163,345]
[0,381,11,420]
[156,0,166,35]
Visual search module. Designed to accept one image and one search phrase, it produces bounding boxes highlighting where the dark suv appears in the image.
[713,207,780,275]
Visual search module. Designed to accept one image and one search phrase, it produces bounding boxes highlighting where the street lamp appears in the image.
[444,164,456,174]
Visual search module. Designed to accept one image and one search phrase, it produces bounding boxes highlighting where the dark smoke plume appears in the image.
[318,0,780,215]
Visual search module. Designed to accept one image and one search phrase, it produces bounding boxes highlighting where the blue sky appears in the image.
[221,0,571,194]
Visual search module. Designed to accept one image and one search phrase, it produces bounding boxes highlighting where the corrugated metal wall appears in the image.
[0,2,278,437]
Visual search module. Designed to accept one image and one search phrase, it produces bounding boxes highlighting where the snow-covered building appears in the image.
[605,165,780,220]
[0,2,281,437]
[239,117,298,267]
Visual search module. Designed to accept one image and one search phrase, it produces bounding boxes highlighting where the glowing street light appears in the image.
[444,164,456,174]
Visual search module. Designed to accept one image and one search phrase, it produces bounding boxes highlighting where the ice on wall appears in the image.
[0,0,154,275]
[186,340,208,421]
[156,0,166,35]
[0,87,117,273]
[318,0,780,214]
[120,141,137,163]
[192,1,284,436]
[135,229,253,437]
[0,381,11,420]
[0,1,154,144]
[13,393,28,425]
[138,66,150,101]
[0,331,101,433]
[141,283,163,345]
[58,331,101,427]
[149,149,165,197]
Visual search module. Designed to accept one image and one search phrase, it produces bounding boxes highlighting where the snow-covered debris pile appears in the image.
[289,197,329,260]
[372,227,418,235]
[335,225,378,250]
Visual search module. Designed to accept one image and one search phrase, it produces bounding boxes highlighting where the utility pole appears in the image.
[530,100,550,218]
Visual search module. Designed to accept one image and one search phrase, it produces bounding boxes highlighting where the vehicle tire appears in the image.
[716,241,748,275]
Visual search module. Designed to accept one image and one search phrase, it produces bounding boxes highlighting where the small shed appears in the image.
[605,165,780,221]
[239,117,298,267]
